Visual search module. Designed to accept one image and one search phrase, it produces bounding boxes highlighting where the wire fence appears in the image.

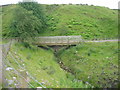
[1,41,46,88]
[9,51,46,88]
[1,37,119,88]
[3,55,34,88]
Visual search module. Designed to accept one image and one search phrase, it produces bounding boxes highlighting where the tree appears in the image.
[9,0,47,42]
[10,6,42,42]
[19,1,47,29]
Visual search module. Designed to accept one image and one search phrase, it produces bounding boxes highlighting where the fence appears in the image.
[1,41,46,88]
[1,37,118,88]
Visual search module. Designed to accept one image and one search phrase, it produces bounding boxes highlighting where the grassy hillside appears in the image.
[1,4,119,88]
[43,4,118,40]
[2,4,118,40]
[6,42,91,88]
[2,5,17,38]
[59,42,119,88]
[0,6,2,39]
[5,41,119,88]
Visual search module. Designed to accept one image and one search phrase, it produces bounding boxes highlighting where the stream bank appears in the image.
[38,45,76,75]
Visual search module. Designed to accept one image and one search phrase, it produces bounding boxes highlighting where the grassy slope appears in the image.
[0,6,2,39]
[1,5,15,44]
[0,6,2,44]
[59,42,119,88]
[2,5,17,38]
[2,4,118,40]
[2,4,119,88]
[42,4,118,40]
[6,42,89,88]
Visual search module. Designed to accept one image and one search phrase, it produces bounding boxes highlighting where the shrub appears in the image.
[68,25,72,28]
[6,1,47,42]
[19,1,47,27]
[51,18,54,20]
[10,6,42,41]
[47,66,56,75]
[51,27,56,31]
[84,23,93,27]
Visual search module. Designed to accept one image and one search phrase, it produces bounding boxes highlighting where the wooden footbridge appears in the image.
[35,36,83,46]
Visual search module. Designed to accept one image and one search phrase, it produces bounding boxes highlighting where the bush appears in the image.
[19,1,47,27]
[8,1,48,42]
[10,6,42,42]
[68,25,72,28]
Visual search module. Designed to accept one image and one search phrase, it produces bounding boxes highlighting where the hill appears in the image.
[5,42,91,88]
[1,4,119,88]
[58,42,118,88]
[43,4,118,40]
[1,4,118,40]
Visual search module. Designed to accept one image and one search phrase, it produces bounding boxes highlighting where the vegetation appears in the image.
[6,42,91,88]
[118,9,120,39]
[59,42,119,88]
[1,2,118,88]
[4,41,119,88]
[10,6,42,41]
[43,4,118,40]
[2,2,47,42]
[2,4,118,40]
[0,6,2,39]
[19,1,47,27]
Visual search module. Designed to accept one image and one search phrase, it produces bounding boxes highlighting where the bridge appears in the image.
[35,36,83,46]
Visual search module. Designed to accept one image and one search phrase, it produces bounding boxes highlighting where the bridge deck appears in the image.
[36,36,83,45]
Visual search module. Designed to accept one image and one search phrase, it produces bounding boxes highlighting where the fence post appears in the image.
[19,70,28,88]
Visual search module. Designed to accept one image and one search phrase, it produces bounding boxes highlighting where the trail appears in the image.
[85,39,119,42]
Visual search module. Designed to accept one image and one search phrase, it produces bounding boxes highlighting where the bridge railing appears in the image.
[36,35,83,45]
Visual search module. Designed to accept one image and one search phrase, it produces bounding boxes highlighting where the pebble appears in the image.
[13,77,16,80]
[8,80,14,85]
[6,67,13,71]
[26,71,28,75]
[86,82,89,84]
[41,82,45,84]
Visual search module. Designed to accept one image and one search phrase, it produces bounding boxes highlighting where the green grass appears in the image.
[6,42,90,88]
[2,4,118,88]
[42,4,118,40]
[0,6,2,39]
[2,4,118,40]
[6,42,119,88]
[2,5,17,38]
[59,42,119,88]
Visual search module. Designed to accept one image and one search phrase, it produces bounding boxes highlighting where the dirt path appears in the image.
[85,39,119,42]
